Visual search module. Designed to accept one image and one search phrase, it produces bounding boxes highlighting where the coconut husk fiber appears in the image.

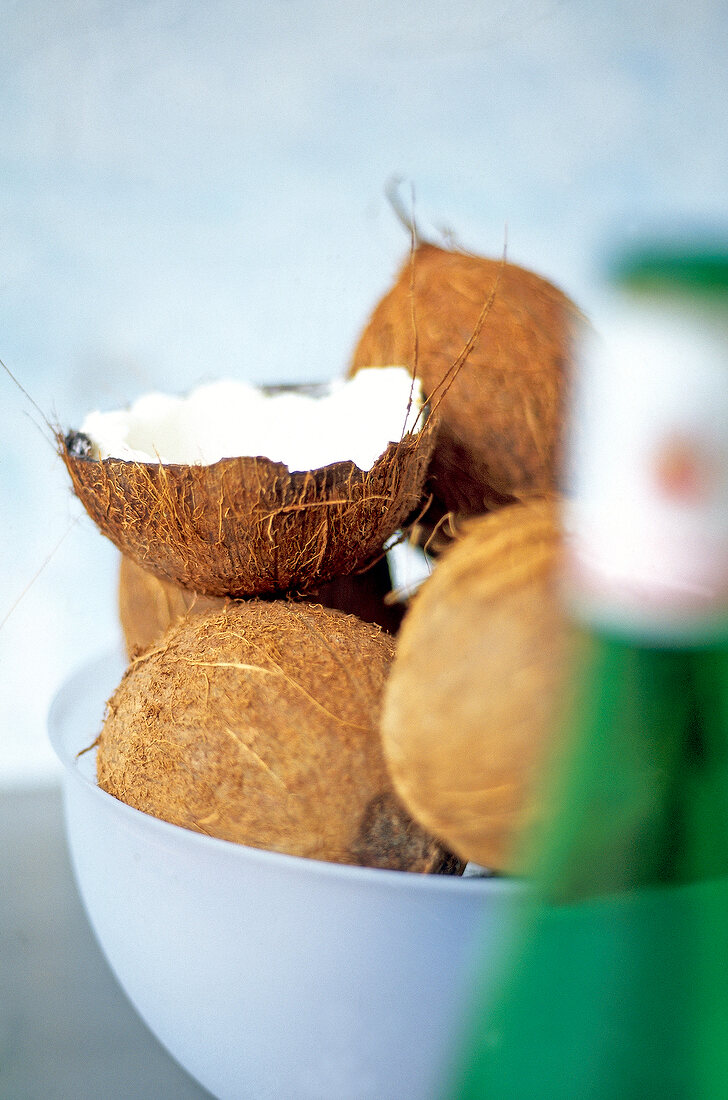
[118,552,405,659]
[60,417,435,599]
[97,599,461,872]
[380,497,576,872]
[350,242,584,519]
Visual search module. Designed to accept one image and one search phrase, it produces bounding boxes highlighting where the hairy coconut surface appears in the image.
[350,242,583,517]
[60,423,435,598]
[380,498,574,872]
[97,600,460,872]
[118,552,404,658]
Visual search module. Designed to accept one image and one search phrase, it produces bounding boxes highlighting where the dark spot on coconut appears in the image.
[64,430,93,459]
[352,789,463,873]
[432,851,469,876]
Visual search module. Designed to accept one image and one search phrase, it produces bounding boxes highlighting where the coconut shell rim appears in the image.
[61,422,431,483]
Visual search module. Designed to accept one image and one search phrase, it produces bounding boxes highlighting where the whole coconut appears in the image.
[118,552,404,659]
[380,498,574,872]
[98,600,460,872]
[350,243,584,517]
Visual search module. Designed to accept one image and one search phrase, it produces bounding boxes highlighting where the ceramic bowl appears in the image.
[49,650,520,1100]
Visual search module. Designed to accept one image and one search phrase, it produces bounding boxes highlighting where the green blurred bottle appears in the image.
[448,241,728,1099]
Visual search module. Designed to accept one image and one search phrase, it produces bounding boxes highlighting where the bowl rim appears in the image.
[48,648,522,896]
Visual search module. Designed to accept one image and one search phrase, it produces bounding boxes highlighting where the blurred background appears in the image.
[2,0,727,786]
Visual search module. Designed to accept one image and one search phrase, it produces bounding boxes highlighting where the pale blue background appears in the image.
[2,0,727,783]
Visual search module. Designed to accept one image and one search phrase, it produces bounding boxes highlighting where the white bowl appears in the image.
[49,651,520,1100]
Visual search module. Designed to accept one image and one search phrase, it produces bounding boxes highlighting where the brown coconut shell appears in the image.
[60,415,435,599]
[350,242,583,518]
[97,599,461,872]
[380,497,575,872]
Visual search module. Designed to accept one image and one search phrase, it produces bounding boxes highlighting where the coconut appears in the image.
[60,371,435,598]
[308,556,406,634]
[350,242,584,518]
[380,497,574,872]
[118,552,404,658]
[97,599,461,872]
[118,555,228,658]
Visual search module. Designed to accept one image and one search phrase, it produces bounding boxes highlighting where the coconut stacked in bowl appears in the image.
[61,236,583,876]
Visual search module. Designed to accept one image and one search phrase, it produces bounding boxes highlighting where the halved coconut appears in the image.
[350,242,584,518]
[61,371,435,598]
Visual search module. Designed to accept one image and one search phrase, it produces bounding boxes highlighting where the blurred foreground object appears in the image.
[449,239,728,1098]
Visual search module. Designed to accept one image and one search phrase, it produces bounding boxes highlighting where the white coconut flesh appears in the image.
[79,366,423,473]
